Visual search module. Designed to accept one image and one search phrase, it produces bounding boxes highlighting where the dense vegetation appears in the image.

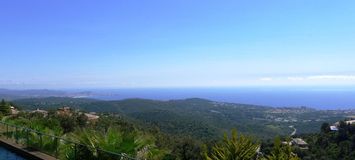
[0,99,10,115]
[13,97,351,140]
[0,103,178,159]
[0,99,303,160]
[0,98,354,159]
[295,121,355,160]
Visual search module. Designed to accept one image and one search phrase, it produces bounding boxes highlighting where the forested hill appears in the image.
[12,97,354,140]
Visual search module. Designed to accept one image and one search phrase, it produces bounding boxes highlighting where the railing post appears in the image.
[26,129,29,147]
[55,137,59,158]
[6,124,8,139]
[39,133,42,149]
[97,149,99,158]
[74,143,77,160]
[15,126,18,144]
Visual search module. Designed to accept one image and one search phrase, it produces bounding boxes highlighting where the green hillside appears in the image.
[13,97,353,140]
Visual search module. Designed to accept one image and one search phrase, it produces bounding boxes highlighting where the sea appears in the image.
[85,86,355,110]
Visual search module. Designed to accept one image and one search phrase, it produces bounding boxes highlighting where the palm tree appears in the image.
[205,129,260,160]
[67,127,163,160]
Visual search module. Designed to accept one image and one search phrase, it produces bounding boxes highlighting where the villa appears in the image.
[10,106,19,115]
[292,138,309,150]
[330,125,338,131]
[84,113,100,121]
[56,106,72,116]
[31,108,48,117]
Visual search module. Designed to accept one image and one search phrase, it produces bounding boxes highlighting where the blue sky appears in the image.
[1,0,355,89]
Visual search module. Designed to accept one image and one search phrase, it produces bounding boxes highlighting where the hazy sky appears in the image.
[1,0,355,89]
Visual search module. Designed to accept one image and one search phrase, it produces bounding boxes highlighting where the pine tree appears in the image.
[0,99,10,115]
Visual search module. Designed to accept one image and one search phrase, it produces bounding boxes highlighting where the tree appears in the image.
[68,127,165,160]
[264,137,300,160]
[57,114,77,133]
[171,138,204,160]
[205,129,259,160]
[0,99,10,115]
[76,113,88,127]
[321,123,330,133]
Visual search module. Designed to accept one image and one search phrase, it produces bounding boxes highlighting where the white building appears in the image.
[31,108,48,117]
[291,138,308,150]
[330,125,338,131]
[84,113,99,121]
[10,106,19,115]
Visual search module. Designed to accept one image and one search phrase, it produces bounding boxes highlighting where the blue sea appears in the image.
[86,87,355,110]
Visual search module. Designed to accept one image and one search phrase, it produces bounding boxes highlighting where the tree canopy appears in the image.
[0,99,10,115]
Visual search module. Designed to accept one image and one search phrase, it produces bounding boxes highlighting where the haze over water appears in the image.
[88,87,355,110]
